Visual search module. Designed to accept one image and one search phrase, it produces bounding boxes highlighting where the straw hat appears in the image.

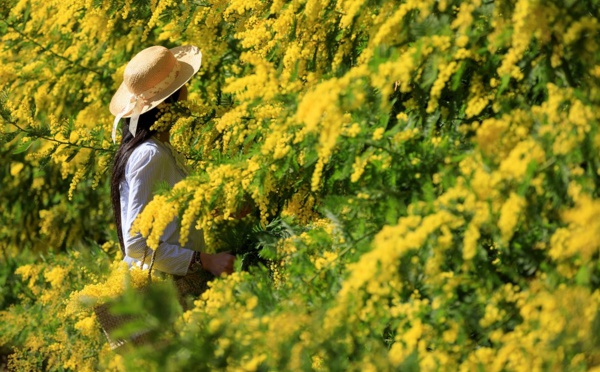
[110,45,202,142]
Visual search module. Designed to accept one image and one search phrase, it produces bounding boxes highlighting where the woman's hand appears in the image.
[200,252,235,277]
[210,199,254,220]
[231,201,253,219]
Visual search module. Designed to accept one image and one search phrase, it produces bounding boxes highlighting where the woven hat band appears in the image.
[136,62,181,101]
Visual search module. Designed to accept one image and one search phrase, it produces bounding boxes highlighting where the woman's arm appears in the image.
[123,144,196,276]
[124,142,237,277]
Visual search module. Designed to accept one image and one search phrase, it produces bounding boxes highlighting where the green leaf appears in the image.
[258,245,277,260]
[517,160,539,196]
[12,139,34,154]
[575,265,590,285]
[28,97,36,118]
[498,74,511,95]
[451,61,466,91]
[421,58,438,90]
[384,197,402,225]
[65,149,80,163]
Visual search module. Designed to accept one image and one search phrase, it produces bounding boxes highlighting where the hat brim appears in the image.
[109,45,202,117]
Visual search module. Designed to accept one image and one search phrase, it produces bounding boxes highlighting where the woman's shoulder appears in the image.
[131,138,162,156]
[127,138,173,169]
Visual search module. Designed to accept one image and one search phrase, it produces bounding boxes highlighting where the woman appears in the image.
[109,45,235,279]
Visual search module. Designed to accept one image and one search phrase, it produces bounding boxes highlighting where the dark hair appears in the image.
[110,89,181,254]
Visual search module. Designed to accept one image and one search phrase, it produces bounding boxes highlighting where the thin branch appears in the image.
[364,141,404,157]
[6,119,112,153]
[1,20,104,77]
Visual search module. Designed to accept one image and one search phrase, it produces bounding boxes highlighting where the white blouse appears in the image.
[120,137,205,276]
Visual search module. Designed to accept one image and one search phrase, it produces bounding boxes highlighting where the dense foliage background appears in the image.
[1,0,600,370]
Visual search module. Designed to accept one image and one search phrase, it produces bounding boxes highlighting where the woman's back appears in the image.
[120,137,205,275]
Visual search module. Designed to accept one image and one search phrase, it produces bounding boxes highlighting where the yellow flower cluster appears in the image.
[281,186,319,224]
[465,74,492,118]
[497,0,532,80]
[131,195,180,250]
[466,284,600,371]
[451,0,481,34]
[498,192,526,245]
[15,263,43,296]
[427,61,459,113]
[66,261,160,313]
[550,195,600,263]
[74,314,98,338]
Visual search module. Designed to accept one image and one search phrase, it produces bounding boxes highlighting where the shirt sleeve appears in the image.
[123,145,194,276]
